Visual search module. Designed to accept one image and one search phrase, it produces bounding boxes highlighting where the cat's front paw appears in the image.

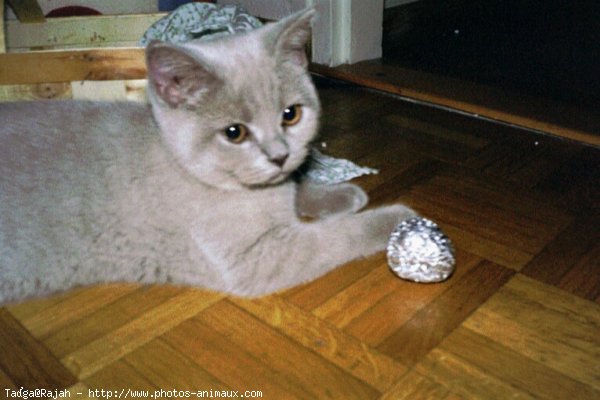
[364,204,419,244]
[296,182,368,219]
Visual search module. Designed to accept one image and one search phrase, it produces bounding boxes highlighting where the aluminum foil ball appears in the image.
[387,217,455,283]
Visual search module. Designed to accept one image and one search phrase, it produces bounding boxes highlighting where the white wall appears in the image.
[216,0,385,66]
[216,0,308,20]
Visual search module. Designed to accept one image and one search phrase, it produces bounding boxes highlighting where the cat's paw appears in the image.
[363,204,419,244]
[296,182,369,219]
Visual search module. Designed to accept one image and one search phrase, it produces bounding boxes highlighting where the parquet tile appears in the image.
[523,215,600,301]
[377,261,514,365]
[0,369,16,390]
[199,300,381,399]
[9,284,139,339]
[164,314,316,399]
[1,77,598,399]
[313,265,404,328]
[84,359,156,392]
[435,327,598,400]
[379,369,453,400]
[398,170,573,270]
[123,338,231,391]
[0,308,77,389]
[344,249,482,346]
[417,347,538,400]
[232,295,406,392]
[43,286,184,358]
[61,289,222,379]
[463,275,600,390]
[283,254,384,311]
[535,147,600,212]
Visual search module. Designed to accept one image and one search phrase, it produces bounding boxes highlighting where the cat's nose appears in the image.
[269,153,289,168]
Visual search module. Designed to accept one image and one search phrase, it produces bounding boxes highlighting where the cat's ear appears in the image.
[269,8,315,68]
[146,41,221,107]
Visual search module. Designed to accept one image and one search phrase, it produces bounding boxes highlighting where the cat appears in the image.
[0,9,417,304]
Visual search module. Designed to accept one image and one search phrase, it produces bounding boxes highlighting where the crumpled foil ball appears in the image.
[387,217,455,283]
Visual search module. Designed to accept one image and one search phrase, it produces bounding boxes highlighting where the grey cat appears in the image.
[0,9,416,304]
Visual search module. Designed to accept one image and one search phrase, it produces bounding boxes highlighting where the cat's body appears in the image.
[0,9,416,304]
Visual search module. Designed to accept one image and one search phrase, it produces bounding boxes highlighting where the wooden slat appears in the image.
[429,326,600,400]
[6,285,86,321]
[0,368,17,390]
[10,284,138,339]
[6,13,165,51]
[43,286,182,358]
[84,359,157,393]
[0,79,149,102]
[199,300,381,399]
[232,295,407,392]
[380,369,452,400]
[6,0,45,23]
[377,261,514,365]
[523,215,600,301]
[417,348,537,400]
[283,253,384,310]
[165,315,313,399]
[344,250,482,346]
[0,82,71,101]
[61,289,222,379]
[124,338,231,392]
[0,308,77,389]
[463,274,600,390]
[464,133,582,188]
[398,170,573,270]
[534,146,600,212]
[441,225,532,270]
[312,266,405,328]
[0,48,147,85]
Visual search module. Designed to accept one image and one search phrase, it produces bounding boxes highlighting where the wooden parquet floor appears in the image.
[1,78,599,399]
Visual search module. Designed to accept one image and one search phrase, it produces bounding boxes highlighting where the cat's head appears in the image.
[146,8,320,190]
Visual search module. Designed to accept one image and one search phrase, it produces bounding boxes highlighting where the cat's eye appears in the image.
[282,104,302,127]
[224,124,249,144]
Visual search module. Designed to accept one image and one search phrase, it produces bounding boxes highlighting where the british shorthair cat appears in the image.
[0,9,416,304]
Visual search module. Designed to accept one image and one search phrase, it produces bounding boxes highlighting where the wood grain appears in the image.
[377,261,514,365]
[61,289,222,379]
[12,284,138,339]
[0,308,77,389]
[123,338,231,392]
[165,315,312,400]
[464,275,600,390]
[199,300,381,399]
[434,326,600,400]
[283,253,384,311]
[43,286,183,358]
[344,249,482,346]
[0,82,72,101]
[0,48,147,85]
[380,369,451,400]
[232,295,406,392]
[417,348,537,400]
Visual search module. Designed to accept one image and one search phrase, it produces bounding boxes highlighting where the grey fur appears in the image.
[0,9,416,304]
